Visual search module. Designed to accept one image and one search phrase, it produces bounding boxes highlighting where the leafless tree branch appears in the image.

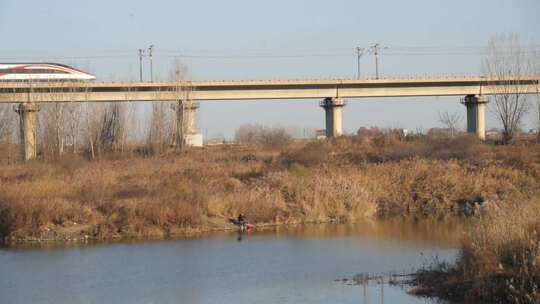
[483,33,531,144]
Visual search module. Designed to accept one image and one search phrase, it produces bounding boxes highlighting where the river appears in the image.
[0,218,466,304]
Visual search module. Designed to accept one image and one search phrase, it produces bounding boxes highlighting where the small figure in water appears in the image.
[237,213,247,231]
[229,213,252,233]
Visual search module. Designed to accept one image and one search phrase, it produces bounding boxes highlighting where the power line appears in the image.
[369,43,388,79]
[1,44,539,62]
[138,49,145,81]
[148,45,154,82]
[356,47,365,79]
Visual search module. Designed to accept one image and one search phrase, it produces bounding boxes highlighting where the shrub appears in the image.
[235,124,291,150]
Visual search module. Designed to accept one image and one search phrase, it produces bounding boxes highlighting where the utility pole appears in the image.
[148,45,154,82]
[369,43,387,79]
[138,48,145,82]
[356,47,365,79]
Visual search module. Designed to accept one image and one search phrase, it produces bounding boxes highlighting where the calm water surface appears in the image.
[0,218,466,304]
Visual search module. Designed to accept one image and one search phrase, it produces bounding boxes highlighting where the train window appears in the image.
[0,69,69,74]
[42,69,70,74]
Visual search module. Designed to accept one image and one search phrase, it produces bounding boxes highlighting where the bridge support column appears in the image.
[172,100,202,147]
[14,103,40,160]
[320,97,346,137]
[462,95,488,140]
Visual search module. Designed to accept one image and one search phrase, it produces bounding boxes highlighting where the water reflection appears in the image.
[275,217,467,247]
[1,217,468,251]
[0,218,465,304]
[237,230,244,242]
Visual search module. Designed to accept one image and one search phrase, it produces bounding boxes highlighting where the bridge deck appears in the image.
[0,76,538,102]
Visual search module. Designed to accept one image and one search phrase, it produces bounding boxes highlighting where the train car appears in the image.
[0,63,96,81]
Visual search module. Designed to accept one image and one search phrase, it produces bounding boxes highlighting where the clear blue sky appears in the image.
[1,0,539,138]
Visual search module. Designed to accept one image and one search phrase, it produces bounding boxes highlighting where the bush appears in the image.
[259,128,291,150]
[235,124,291,150]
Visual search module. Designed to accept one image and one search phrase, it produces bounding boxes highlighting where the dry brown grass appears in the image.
[412,198,540,304]
[0,135,538,243]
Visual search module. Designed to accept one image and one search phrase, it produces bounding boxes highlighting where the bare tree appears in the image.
[147,101,173,154]
[83,103,103,159]
[169,58,194,147]
[0,104,15,143]
[483,33,530,144]
[536,95,540,142]
[235,124,264,143]
[437,110,462,137]
[64,83,86,154]
[64,102,82,153]
[169,57,189,82]
[235,124,291,149]
[99,103,128,153]
[32,81,67,159]
[0,104,16,162]
[34,81,85,158]
[127,102,145,150]
[40,103,66,158]
[536,99,540,144]
[532,49,540,142]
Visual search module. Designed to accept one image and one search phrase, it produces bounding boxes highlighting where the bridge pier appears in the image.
[461,95,488,140]
[172,100,203,147]
[14,103,40,160]
[320,97,346,137]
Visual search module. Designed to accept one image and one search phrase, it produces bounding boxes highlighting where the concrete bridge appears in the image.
[1,76,539,160]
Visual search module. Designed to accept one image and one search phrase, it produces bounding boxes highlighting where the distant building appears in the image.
[315,129,326,139]
[205,139,225,146]
[402,129,411,137]
[485,128,500,138]
[185,133,203,147]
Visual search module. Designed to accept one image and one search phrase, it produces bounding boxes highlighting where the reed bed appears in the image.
[0,135,538,243]
[411,198,540,304]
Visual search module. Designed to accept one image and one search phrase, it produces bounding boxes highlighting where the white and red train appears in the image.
[0,63,96,81]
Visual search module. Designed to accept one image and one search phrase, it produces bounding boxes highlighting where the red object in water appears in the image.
[246,224,254,231]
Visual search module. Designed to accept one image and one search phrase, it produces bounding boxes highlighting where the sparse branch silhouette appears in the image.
[483,33,531,144]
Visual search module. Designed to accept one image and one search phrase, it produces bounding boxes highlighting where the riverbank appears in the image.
[1,136,539,244]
